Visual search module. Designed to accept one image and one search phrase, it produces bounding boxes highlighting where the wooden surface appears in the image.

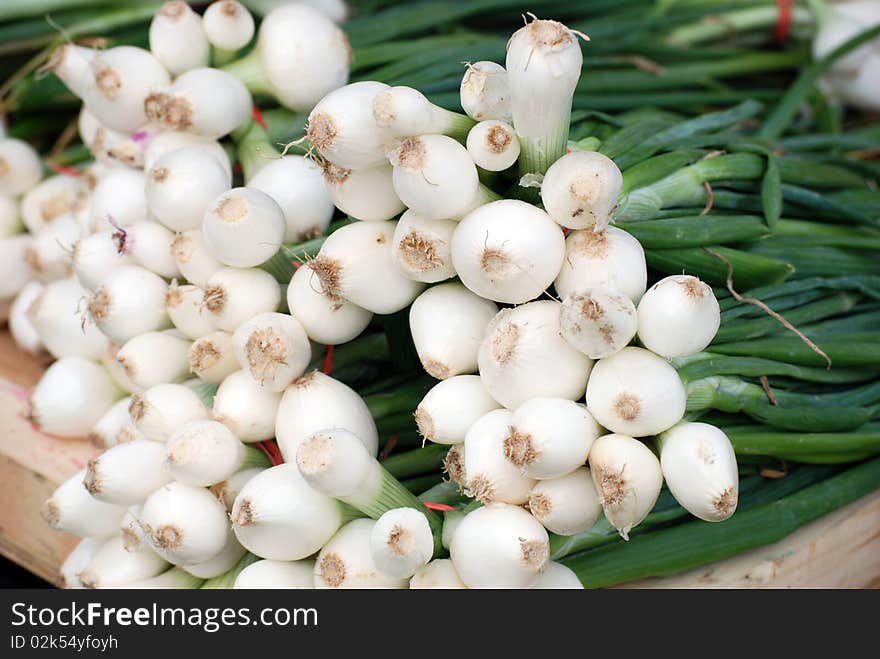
[0,328,878,588]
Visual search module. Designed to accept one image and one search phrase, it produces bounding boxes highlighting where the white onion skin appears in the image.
[212,466,265,512]
[528,468,602,536]
[255,4,350,112]
[307,81,390,170]
[391,209,457,283]
[90,396,144,448]
[72,230,132,292]
[233,559,315,589]
[42,469,127,538]
[275,370,378,461]
[248,156,334,242]
[322,162,405,223]
[30,357,121,437]
[415,375,501,446]
[232,463,347,561]
[314,519,408,589]
[83,439,171,506]
[143,131,232,180]
[0,195,22,237]
[559,285,638,360]
[232,312,311,392]
[28,277,109,360]
[460,61,511,123]
[541,151,623,230]
[531,562,583,589]
[20,175,84,235]
[507,398,600,479]
[9,281,45,355]
[478,300,592,409]
[166,284,216,340]
[182,529,246,579]
[146,147,231,232]
[116,331,192,390]
[25,213,81,282]
[636,274,720,359]
[89,168,148,232]
[466,120,520,171]
[165,420,246,487]
[88,265,169,344]
[78,535,169,589]
[156,68,252,139]
[658,422,738,522]
[121,220,180,279]
[285,264,373,346]
[83,46,171,133]
[308,220,425,315]
[588,433,663,539]
[212,370,281,442]
[140,482,230,565]
[370,508,434,579]
[0,235,33,299]
[586,346,686,437]
[409,283,498,380]
[47,43,97,101]
[148,1,210,76]
[555,226,647,304]
[390,135,479,220]
[203,1,255,51]
[463,409,535,505]
[188,331,238,384]
[203,267,281,332]
[60,538,105,589]
[451,199,565,304]
[171,230,222,288]
[202,187,285,268]
[409,559,468,589]
[130,383,209,443]
[449,503,549,589]
[0,137,42,196]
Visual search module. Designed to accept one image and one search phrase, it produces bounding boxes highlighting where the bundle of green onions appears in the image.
[0,1,877,589]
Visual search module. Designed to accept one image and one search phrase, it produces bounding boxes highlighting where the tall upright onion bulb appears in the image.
[506,17,583,176]
[451,199,565,304]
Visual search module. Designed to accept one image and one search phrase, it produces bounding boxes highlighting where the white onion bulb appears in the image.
[322,162,405,223]
[658,422,738,522]
[83,439,171,506]
[636,274,720,358]
[478,301,592,409]
[409,283,498,379]
[188,331,238,384]
[391,210,457,283]
[460,61,512,123]
[213,370,281,441]
[203,267,281,331]
[541,151,623,231]
[0,137,42,196]
[129,382,209,443]
[232,312,311,391]
[233,559,315,589]
[171,230,222,288]
[415,375,501,445]
[586,346,686,437]
[42,469,126,538]
[466,120,520,171]
[149,1,210,76]
[285,264,373,345]
[528,467,601,535]
[452,199,565,304]
[464,409,535,505]
[588,433,663,539]
[449,503,548,589]
[555,226,647,303]
[559,284,637,359]
[314,519,408,589]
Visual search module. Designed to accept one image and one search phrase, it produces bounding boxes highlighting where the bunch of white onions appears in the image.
[23,9,742,590]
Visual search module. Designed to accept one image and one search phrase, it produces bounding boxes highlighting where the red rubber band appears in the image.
[257,439,285,466]
[774,0,794,43]
[321,344,335,374]
[423,502,456,512]
[252,106,267,129]
[48,162,81,177]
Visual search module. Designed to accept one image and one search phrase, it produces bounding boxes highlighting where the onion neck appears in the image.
[221,47,273,98]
